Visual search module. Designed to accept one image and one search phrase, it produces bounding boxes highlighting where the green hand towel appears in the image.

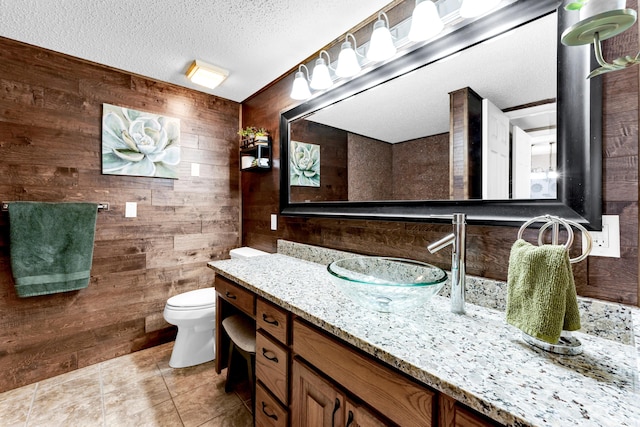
[506,239,581,344]
[9,202,98,297]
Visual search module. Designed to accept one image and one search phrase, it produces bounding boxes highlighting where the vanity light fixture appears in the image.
[185,60,229,89]
[366,11,397,62]
[310,50,334,90]
[408,0,444,42]
[459,0,502,19]
[335,33,362,78]
[290,64,312,100]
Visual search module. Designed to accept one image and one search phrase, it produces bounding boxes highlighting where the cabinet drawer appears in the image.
[256,382,288,427]
[294,319,436,427]
[257,298,289,344]
[256,330,289,405]
[215,275,255,316]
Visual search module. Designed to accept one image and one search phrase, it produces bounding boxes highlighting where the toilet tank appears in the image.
[230,247,269,259]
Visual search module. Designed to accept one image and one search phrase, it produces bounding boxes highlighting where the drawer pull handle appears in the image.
[261,401,278,421]
[345,410,354,427]
[332,398,341,427]
[262,313,279,326]
[225,291,236,300]
[262,348,279,363]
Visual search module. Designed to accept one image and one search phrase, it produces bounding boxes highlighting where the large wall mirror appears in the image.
[280,0,602,228]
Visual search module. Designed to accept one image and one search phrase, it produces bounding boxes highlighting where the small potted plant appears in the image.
[254,128,270,144]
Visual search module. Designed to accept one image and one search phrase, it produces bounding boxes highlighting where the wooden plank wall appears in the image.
[241,3,639,307]
[0,37,240,392]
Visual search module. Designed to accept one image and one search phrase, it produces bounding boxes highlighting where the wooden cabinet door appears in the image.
[292,360,345,427]
[439,394,500,427]
[345,400,388,427]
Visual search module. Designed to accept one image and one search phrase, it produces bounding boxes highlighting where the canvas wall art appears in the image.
[290,140,320,187]
[102,104,181,179]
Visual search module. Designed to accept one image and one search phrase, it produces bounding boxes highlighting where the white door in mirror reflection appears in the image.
[512,126,533,199]
[482,99,510,199]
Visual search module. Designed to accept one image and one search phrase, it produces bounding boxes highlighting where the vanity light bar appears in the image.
[289,0,510,100]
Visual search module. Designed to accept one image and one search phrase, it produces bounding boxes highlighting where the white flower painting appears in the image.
[102,104,180,179]
[290,141,320,187]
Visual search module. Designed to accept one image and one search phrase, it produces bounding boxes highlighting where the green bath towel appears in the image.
[9,202,98,297]
[506,239,581,344]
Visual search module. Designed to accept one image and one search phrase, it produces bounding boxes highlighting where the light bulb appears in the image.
[290,71,311,100]
[310,58,333,90]
[408,0,444,42]
[367,18,396,62]
[335,41,361,77]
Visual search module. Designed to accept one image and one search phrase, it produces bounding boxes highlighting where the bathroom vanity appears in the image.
[209,242,640,426]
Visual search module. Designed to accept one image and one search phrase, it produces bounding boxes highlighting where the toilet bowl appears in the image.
[163,287,217,368]
[163,247,268,368]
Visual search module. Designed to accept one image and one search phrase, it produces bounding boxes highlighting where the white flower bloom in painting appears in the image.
[102,105,180,178]
[290,141,320,187]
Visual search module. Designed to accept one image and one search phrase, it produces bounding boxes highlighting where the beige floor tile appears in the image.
[101,349,162,394]
[0,342,253,427]
[0,383,36,426]
[150,342,174,365]
[28,394,103,427]
[198,403,253,427]
[36,364,100,394]
[103,372,172,418]
[172,381,243,427]
[106,399,183,427]
[160,360,224,398]
[33,370,102,408]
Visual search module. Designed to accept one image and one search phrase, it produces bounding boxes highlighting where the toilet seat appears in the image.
[166,288,216,311]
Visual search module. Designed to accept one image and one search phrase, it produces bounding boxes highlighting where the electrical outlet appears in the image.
[191,163,200,177]
[584,215,620,258]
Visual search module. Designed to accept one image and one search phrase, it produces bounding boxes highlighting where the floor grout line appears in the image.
[24,382,38,427]
[99,362,106,427]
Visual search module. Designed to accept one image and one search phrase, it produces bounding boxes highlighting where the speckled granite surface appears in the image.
[278,240,636,345]
[210,243,640,426]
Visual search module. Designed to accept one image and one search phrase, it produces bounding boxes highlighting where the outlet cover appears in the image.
[191,163,200,177]
[584,215,620,258]
[270,214,277,231]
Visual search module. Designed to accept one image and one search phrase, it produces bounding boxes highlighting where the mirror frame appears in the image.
[279,0,602,229]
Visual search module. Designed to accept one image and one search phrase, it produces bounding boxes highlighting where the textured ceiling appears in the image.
[0,0,390,102]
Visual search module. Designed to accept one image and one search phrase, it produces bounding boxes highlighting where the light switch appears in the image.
[125,202,137,218]
[270,214,277,231]
[191,163,200,177]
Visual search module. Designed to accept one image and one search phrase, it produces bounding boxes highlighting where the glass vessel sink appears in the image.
[327,257,447,313]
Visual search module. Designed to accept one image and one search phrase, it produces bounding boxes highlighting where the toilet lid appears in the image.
[166,288,216,309]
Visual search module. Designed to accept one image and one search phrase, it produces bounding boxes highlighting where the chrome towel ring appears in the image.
[517,215,593,264]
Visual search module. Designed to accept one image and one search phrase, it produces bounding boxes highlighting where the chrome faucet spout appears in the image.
[427,213,466,314]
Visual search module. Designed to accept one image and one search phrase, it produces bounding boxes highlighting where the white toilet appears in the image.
[163,247,268,368]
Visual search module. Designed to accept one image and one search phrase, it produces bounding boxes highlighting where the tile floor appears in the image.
[0,342,253,427]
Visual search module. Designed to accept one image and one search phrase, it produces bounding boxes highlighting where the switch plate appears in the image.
[584,215,620,258]
[125,202,137,218]
[191,163,200,177]
[270,214,277,231]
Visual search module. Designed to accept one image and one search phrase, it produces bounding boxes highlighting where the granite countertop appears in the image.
[208,252,640,427]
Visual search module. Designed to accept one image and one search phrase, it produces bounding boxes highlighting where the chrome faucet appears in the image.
[427,213,466,314]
